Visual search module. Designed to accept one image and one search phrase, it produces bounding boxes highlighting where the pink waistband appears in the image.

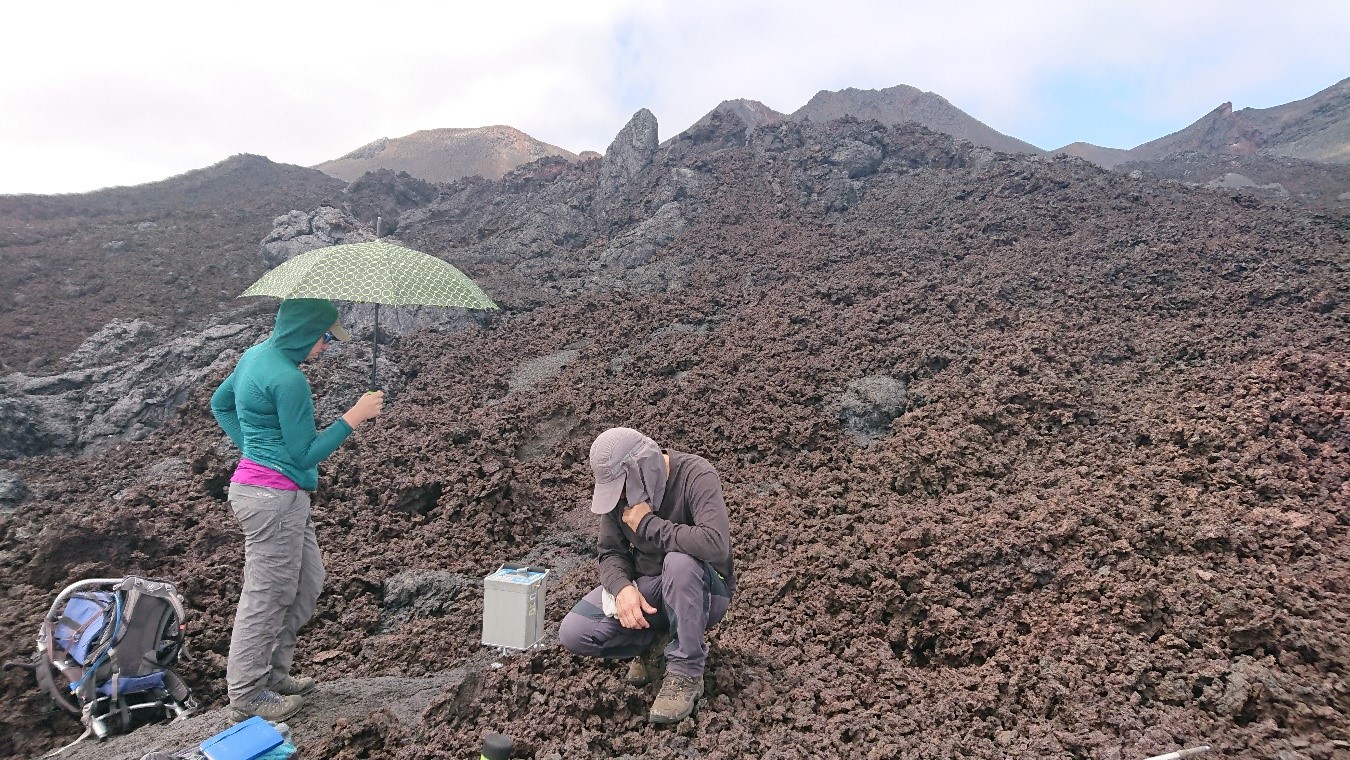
[231,458,300,491]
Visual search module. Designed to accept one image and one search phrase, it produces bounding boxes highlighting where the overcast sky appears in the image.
[2,0,1347,195]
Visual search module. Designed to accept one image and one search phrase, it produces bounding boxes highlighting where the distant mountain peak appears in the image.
[789,84,1041,155]
[1049,142,1132,167]
[674,99,787,147]
[712,98,785,128]
[315,126,578,183]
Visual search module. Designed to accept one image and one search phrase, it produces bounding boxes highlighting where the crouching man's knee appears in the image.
[558,611,591,656]
[558,590,612,658]
[660,552,706,596]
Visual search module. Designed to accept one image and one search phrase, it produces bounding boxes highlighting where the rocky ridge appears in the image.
[1049,78,1350,215]
[1127,78,1350,166]
[1052,77,1350,168]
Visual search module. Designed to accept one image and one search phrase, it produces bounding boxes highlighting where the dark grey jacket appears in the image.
[597,449,736,597]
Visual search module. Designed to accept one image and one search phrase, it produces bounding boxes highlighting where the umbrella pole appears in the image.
[372,216,383,391]
[371,302,380,390]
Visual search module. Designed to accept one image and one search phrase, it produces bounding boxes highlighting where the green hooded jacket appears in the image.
[210,298,352,490]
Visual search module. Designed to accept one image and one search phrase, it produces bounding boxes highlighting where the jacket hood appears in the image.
[268,298,339,363]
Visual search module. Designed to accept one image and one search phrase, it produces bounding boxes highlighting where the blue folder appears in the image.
[200,716,285,760]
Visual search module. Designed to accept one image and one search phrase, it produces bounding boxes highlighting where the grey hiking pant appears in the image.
[559,552,731,678]
[225,483,325,705]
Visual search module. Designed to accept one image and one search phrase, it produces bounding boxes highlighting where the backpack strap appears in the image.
[161,668,196,716]
[33,655,80,715]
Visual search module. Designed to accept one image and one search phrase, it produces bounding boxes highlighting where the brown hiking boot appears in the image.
[229,689,305,723]
[648,673,704,724]
[272,674,316,696]
[625,631,669,686]
[625,657,652,686]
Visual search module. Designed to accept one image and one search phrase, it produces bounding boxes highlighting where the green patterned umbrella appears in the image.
[240,239,498,387]
[241,239,497,308]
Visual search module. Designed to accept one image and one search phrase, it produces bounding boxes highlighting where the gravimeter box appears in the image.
[482,563,549,650]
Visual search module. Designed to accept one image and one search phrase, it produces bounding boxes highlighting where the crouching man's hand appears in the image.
[615,583,657,629]
[622,501,651,532]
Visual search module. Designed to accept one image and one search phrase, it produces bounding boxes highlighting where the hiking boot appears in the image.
[624,631,670,686]
[625,657,653,686]
[272,674,316,696]
[648,673,704,724]
[229,690,304,723]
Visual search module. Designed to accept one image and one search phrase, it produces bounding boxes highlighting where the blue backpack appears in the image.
[5,576,195,751]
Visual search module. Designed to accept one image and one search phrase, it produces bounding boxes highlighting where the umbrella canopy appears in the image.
[240,239,498,389]
[240,239,498,309]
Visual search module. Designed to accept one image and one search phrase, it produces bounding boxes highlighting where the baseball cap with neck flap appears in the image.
[589,427,666,514]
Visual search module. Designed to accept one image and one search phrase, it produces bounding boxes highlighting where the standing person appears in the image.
[210,298,384,723]
[559,427,736,724]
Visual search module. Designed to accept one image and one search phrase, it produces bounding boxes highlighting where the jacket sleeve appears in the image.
[635,469,731,564]
[210,372,244,450]
[597,509,637,597]
[274,374,353,468]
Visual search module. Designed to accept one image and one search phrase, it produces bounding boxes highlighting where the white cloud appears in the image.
[1,0,1347,192]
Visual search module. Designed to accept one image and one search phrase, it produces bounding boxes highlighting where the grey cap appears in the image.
[327,321,352,341]
[588,427,661,514]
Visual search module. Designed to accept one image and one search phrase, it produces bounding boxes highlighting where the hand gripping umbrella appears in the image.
[239,239,498,388]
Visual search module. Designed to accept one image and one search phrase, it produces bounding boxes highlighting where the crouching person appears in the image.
[559,427,736,724]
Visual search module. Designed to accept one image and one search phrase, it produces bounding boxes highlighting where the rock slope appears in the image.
[0,155,344,372]
[0,114,1346,759]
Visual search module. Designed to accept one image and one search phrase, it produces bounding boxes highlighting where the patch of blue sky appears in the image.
[609,19,658,120]
[1024,72,1183,152]
[1027,65,1348,152]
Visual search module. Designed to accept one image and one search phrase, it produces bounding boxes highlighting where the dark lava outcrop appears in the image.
[0,316,271,458]
[0,115,1346,759]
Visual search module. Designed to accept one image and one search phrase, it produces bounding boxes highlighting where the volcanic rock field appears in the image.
[0,114,1346,758]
